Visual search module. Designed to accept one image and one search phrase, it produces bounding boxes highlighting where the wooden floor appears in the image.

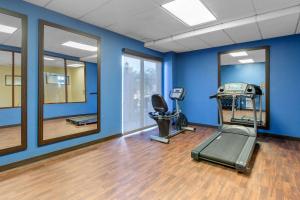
[43,118,97,140]
[0,126,21,150]
[0,126,300,200]
[0,118,96,149]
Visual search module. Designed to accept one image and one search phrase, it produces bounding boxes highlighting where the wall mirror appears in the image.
[0,9,27,155]
[218,47,270,129]
[38,20,100,145]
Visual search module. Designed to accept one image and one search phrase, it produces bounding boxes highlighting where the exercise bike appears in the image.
[148,88,195,144]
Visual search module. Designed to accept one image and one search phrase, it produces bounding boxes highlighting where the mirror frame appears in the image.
[218,46,270,129]
[0,8,27,156]
[38,20,101,146]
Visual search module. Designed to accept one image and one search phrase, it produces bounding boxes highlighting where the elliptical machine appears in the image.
[148,88,195,144]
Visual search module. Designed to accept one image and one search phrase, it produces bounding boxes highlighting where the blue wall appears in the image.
[0,108,21,126]
[220,62,266,110]
[175,34,300,138]
[0,0,163,166]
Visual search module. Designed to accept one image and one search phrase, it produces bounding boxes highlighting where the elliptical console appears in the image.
[170,88,185,101]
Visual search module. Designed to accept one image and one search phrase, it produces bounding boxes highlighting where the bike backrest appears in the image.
[151,94,168,113]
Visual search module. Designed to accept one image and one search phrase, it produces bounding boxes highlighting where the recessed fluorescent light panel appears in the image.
[62,41,97,52]
[230,51,248,57]
[162,0,216,26]
[0,24,17,34]
[239,59,254,64]
[44,56,55,61]
[67,63,84,67]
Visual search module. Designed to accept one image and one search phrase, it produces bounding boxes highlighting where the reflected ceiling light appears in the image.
[161,0,216,26]
[0,24,17,34]
[62,41,97,52]
[229,51,248,57]
[44,56,55,61]
[81,54,97,60]
[67,63,84,67]
[239,59,254,64]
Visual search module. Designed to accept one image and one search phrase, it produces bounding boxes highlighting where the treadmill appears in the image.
[191,83,262,172]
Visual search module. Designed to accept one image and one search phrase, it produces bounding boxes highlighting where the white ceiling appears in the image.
[44,25,98,63]
[0,13,22,48]
[221,49,266,65]
[0,11,98,65]
[0,13,22,67]
[21,0,300,53]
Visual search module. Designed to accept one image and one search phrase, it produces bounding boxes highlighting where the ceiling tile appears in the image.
[0,12,22,47]
[3,29,22,48]
[134,8,189,37]
[105,7,188,41]
[202,0,255,22]
[221,49,265,65]
[43,25,98,59]
[258,14,299,39]
[152,0,173,5]
[252,0,300,14]
[297,18,300,33]
[152,41,189,53]
[147,45,169,53]
[176,37,211,51]
[197,30,234,47]
[46,0,109,19]
[81,0,157,27]
[24,0,52,7]
[0,12,22,28]
[0,33,11,45]
[225,23,262,43]
[106,20,170,41]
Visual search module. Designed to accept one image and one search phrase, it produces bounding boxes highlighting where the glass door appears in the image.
[122,55,162,134]
[143,59,162,127]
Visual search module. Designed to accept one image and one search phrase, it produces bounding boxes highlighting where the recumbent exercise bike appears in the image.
[148,88,195,143]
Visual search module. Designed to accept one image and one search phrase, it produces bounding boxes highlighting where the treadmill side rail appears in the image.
[235,136,257,172]
[191,131,222,160]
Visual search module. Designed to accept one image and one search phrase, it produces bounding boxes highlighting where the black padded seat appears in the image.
[151,94,168,114]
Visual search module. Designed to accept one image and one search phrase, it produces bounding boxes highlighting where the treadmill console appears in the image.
[218,83,262,96]
[170,88,185,101]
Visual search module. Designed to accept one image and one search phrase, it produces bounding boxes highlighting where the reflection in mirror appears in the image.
[39,21,99,144]
[220,48,268,128]
[0,11,26,154]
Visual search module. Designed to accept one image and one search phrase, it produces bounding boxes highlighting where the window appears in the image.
[67,60,86,103]
[0,50,21,108]
[43,55,86,104]
[122,54,162,133]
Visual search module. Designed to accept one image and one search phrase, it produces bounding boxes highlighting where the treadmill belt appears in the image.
[200,133,248,166]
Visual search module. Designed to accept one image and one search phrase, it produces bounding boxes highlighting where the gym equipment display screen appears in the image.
[219,47,270,129]
[38,20,100,145]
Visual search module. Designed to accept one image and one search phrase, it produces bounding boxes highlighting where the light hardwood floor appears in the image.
[0,118,96,150]
[0,126,300,200]
[0,126,21,150]
[43,118,97,140]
